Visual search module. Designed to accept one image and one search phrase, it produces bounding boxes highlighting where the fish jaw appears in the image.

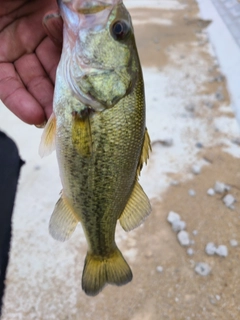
[57,0,138,110]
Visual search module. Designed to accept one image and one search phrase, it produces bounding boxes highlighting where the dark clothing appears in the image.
[0,131,24,315]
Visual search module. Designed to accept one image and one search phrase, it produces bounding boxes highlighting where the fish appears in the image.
[39,0,151,296]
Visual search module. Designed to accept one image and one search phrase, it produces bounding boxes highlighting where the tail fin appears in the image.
[82,248,133,296]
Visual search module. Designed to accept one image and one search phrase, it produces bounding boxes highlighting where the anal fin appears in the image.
[49,192,79,242]
[39,113,56,157]
[119,181,151,232]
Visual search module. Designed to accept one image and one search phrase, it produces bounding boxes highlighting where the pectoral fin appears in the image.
[137,128,151,176]
[72,110,93,157]
[49,192,79,242]
[119,181,151,232]
[39,113,56,157]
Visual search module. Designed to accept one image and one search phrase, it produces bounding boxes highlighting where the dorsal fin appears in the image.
[137,128,151,176]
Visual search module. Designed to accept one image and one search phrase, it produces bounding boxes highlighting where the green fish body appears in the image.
[40,0,151,296]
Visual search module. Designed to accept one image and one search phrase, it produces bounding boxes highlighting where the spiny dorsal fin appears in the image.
[49,192,79,242]
[119,181,151,232]
[137,128,151,176]
[82,248,132,296]
[39,113,56,158]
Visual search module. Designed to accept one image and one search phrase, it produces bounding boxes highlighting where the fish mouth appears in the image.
[62,0,122,14]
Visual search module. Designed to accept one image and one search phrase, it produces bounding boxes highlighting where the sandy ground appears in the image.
[1,0,240,319]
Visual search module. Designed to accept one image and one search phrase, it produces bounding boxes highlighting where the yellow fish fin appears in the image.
[49,192,79,242]
[39,113,56,158]
[137,128,151,176]
[82,248,132,296]
[119,181,151,232]
[72,110,93,157]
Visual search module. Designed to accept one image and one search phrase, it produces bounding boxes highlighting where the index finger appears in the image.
[0,62,46,125]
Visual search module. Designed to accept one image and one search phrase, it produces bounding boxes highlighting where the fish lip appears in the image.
[61,0,122,15]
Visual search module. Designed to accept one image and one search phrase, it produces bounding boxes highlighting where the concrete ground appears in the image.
[1,0,240,319]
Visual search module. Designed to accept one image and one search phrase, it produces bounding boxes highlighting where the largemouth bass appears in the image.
[40,0,151,296]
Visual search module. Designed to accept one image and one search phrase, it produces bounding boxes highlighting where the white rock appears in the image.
[230,239,238,247]
[214,181,230,194]
[167,211,180,223]
[205,242,216,255]
[171,180,179,186]
[172,219,186,232]
[192,230,198,236]
[187,248,194,256]
[215,295,221,301]
[223,194,236,208]
[215,245,228,257]
[192,165,201,175]
[156,266,163,273]
[195,262,211,276]
[207,188,215,196]
[188,189,196,196]
[177,230,190,246]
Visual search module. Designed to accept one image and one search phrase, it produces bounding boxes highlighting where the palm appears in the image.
[0,0,62,125]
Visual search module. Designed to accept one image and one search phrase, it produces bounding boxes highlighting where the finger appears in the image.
[35,36,61,84]
[14,53,54,120]
[0,63,46,125]
[43,11,63,47]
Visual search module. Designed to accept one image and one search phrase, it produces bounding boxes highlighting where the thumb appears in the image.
[43,11,63,48]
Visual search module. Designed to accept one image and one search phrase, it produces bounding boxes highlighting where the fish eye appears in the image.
[111,20,130,41]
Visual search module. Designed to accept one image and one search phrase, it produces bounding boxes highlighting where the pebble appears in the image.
[195,262,211,276]
[156,266,163,273]
[223,194,236,208]
[232,137,240,146]
[215,245,228,257]
[188,189,196,196]
[215,91,224,101]
[230,239,238,247]
[192,165,201,175]
[145,251,153,258]
[192,230,198,236]
[187,248,194,256]
[205,242,216,255]
[204,101,214,108]
[207,188,215,196]
[160,138,173,147]
[214,181,230,194]
[167,211,180,223]
[215,295,221,301]
[171,180,180,186]
[172,219,186,232]
[214,75,224,82]
[195,142,204,148]
[185,103,195,112]
[177,230,190,246]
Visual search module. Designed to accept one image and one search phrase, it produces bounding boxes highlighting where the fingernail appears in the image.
[35,121,47,128]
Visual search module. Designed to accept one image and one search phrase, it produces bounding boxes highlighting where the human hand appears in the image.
[0,0,63,125]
